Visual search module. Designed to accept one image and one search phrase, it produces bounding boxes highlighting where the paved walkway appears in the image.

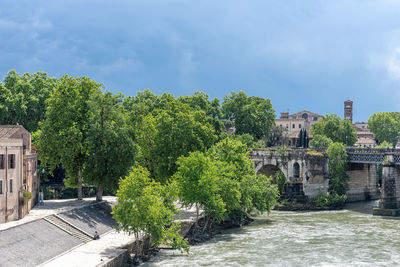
[39,230,135,267]
[1,197,199,267]
[0,196,117,231]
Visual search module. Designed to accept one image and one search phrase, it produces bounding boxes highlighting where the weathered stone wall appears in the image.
[346,163,380,202]
[302,154,329,198]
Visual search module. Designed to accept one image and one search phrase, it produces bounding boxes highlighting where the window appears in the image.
[292,124,295,129]
[302,113,308,119]
[299,124,302,128]
[0,155,4,169]
[292,116,296,119]
[10,179,13,193]
[286,124,288,128]
[8,154,15,169]
[0,180,2,194]
[313,117,318,121]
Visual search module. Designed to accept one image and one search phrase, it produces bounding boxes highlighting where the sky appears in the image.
[1,0,400,121]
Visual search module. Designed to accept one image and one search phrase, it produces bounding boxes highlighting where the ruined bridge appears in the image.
[250,148,400,215]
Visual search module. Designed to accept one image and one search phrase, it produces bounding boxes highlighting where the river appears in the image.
[143,201,400,266]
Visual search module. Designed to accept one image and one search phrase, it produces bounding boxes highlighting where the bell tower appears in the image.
[344,100,353,124]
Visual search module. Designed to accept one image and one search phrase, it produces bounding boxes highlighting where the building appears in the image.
[344,100,353,123]
[354,122,376,148]
[275,110,324,147]
[0,125,39,223]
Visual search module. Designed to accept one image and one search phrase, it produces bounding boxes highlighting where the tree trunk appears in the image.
[196,203,199,226]
[96,184,103,202]
[78,167,83,200]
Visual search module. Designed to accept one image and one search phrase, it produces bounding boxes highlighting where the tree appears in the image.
[376,140,392,148]
[207,138,278,216]
[368,112,400,146]
[84,92,137,201]
[0,70,57,132]
[326,142,349,195]
[136,101,217,183]
[112,167,188,255]
[266,125,288,147]
[178,91,224,136]
[311,114,357,146]
[309,134,333,148]
[174,151,227,223]
[222,91,275,140]
[174,138,279,225]
[35,76,102,200]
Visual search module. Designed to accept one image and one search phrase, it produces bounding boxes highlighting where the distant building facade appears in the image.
[275,110,324,147]
[354,122,376,148]
[0,126,39,224]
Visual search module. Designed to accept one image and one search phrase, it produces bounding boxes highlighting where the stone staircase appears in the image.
[44,214,93,243]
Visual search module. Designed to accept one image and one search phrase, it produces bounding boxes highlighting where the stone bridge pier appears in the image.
[373,154,400,216]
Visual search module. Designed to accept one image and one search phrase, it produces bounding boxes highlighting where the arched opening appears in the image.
[293,162,300,178]
[257,164,286,195]
[257,164,281,177]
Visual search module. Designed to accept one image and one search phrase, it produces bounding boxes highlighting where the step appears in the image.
[44,215,94,243]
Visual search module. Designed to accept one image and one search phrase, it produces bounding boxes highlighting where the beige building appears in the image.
[275,110,324,147]
[354,122,376,148]
[0,125,39,223]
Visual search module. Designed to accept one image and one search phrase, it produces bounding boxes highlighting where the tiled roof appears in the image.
[0,125,24,139]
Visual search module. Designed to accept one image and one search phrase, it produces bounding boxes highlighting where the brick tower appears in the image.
[344,100,353,124]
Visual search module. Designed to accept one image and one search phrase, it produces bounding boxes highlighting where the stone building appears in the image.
[275,110,324,147]
[0,125,39,223]
[353,122,376,148]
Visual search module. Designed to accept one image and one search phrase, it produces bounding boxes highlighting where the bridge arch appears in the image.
[257,164,283,178]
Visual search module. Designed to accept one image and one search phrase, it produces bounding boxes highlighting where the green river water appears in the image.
[143,201,400,266]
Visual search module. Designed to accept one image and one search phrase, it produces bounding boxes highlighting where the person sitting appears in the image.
[93,231,100,240]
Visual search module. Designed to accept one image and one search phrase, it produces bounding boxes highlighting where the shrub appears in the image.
[313,191,347,209]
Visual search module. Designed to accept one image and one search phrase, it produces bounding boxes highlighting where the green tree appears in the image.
[35,76,102,200]
[208,138,278,215]
[376,140,392,148]
[311,114,357,146]
[222,91,275,140]
[136,101,217,183]
[174,151,227,223]
[326,142,349,195]
[368,112,400,146]
[84,92,137,201]
[266,125,288,147]
[112,167,188,255]
[0,70,57,132]
[178,91,224,135]
[309,134,333,148]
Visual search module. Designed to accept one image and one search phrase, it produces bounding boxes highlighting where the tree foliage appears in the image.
[35,76,102,200]
[326,142,349,195]
[311,114,357,146]
[222,91,275,140]
[266,125,288,147]
[112,167,188,255]
[174,138,278,224]
[368,112,400,146]
[84,92,137,201]
[136,101,217,183]
[309,134,333,148]
[0,70,57,132]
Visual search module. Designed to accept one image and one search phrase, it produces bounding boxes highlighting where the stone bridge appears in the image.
[250,148,400,215]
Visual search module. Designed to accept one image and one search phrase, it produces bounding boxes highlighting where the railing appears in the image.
[250,147,400,165]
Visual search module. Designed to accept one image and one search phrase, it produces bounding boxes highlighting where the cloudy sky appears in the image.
[2,0,400,121]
